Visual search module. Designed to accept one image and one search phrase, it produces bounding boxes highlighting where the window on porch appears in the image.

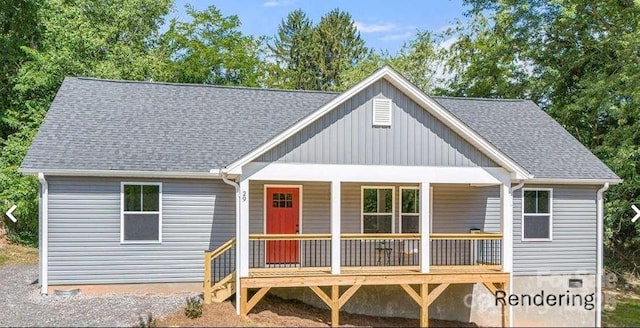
[400,187,419,233]
[362,187,393,233]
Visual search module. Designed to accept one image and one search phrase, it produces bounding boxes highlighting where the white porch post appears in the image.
[500,183,513,273]
[239,179,250,278]
[331,180,341,274]
[420,182,431,273]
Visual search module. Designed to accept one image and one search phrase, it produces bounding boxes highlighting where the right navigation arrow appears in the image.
[632,205,640,223]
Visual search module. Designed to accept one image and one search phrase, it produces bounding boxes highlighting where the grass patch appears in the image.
[0,243,38,265]
[603,297,640,327]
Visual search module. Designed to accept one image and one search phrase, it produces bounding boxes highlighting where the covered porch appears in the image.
[205,163,516,327]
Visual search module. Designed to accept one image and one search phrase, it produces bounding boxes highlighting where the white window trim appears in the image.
[521,187,553,242]
[399,186,420,234]
[360,186,395,234]
[120,182,163,244]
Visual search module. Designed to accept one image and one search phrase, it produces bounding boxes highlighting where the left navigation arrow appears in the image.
[6,204,17,223]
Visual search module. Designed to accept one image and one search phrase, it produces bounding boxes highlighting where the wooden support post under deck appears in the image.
[331,285,339,327]
[240,287,248,318]
[309,284,361,327]
[420,284,429,327]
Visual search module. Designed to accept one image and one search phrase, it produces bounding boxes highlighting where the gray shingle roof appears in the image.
[20,77,338,172]
[433,97,619,180]
[21,77,619,180]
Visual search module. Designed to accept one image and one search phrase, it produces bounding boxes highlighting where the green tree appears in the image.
[314,9,367,90]
[340,31,443,93]
[0,0,172,245]
[159,4,263,86]
[444,0,640,274]
[0,0,42,140]
[339,50,392,89]
[392,31,444,93]
[267,8,367,91]
[267,9,317,89]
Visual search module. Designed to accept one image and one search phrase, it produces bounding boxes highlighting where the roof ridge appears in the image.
[69,77,342,95]
[433,95,527,102]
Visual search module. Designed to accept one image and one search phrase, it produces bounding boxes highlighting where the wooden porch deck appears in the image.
[240,265,510,327]
[205,235,509,327]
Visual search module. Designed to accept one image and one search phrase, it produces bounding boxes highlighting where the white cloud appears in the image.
[354,21,397,33]
[437,36,458,50]
[380,31,413,41]
[263,0,294,7]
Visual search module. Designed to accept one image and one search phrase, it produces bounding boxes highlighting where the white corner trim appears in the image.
[521,187,553,242]
[120,182,163,244]
[223,66,532,179]
[37,173,48,295]
[596,183,609,328]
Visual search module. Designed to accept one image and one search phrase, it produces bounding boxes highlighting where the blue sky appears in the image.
[171,0,467,54]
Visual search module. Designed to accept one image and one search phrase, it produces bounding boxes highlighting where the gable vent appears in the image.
[373,98,392,126]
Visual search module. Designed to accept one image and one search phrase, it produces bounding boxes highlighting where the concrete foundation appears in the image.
[511,274,596,327]
[270,274,597,327]
[47,282,201,295]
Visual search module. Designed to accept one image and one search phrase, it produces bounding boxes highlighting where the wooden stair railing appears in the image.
[204,238,236,304]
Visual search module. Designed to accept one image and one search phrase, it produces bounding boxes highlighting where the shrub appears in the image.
[184,296,203,319]
[134,313,157,328]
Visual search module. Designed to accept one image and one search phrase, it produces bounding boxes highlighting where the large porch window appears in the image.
[400,187,419,233]
[361,187,393,233]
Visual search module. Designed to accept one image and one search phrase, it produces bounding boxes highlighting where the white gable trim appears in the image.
[224,66,532,179]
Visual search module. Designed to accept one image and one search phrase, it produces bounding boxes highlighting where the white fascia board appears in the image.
[381,69,532,180]
[243,162,511,185]
[20,168,221,179]
[223,67,390,173]
[224,65,532,179]
[525,178,623,185]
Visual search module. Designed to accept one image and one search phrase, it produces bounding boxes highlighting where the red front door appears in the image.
[266,187,300,264]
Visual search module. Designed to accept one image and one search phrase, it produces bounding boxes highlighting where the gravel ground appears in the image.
[0,265,195,327]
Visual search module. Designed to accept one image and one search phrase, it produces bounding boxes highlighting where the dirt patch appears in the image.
[157,294,478,327]
[0,238,39,265]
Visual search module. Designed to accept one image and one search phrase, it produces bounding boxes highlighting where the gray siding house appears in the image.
[21,66,620,327]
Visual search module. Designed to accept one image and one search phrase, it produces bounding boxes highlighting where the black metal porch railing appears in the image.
[430,233,502,266]
[248,234,331,269]
[340,233,421,267]
[245,233,503,272]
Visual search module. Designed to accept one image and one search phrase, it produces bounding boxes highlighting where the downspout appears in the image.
[509,181,524,327]
[219,169,242,315]
[37,173,48,295]
[596,183,609,328]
